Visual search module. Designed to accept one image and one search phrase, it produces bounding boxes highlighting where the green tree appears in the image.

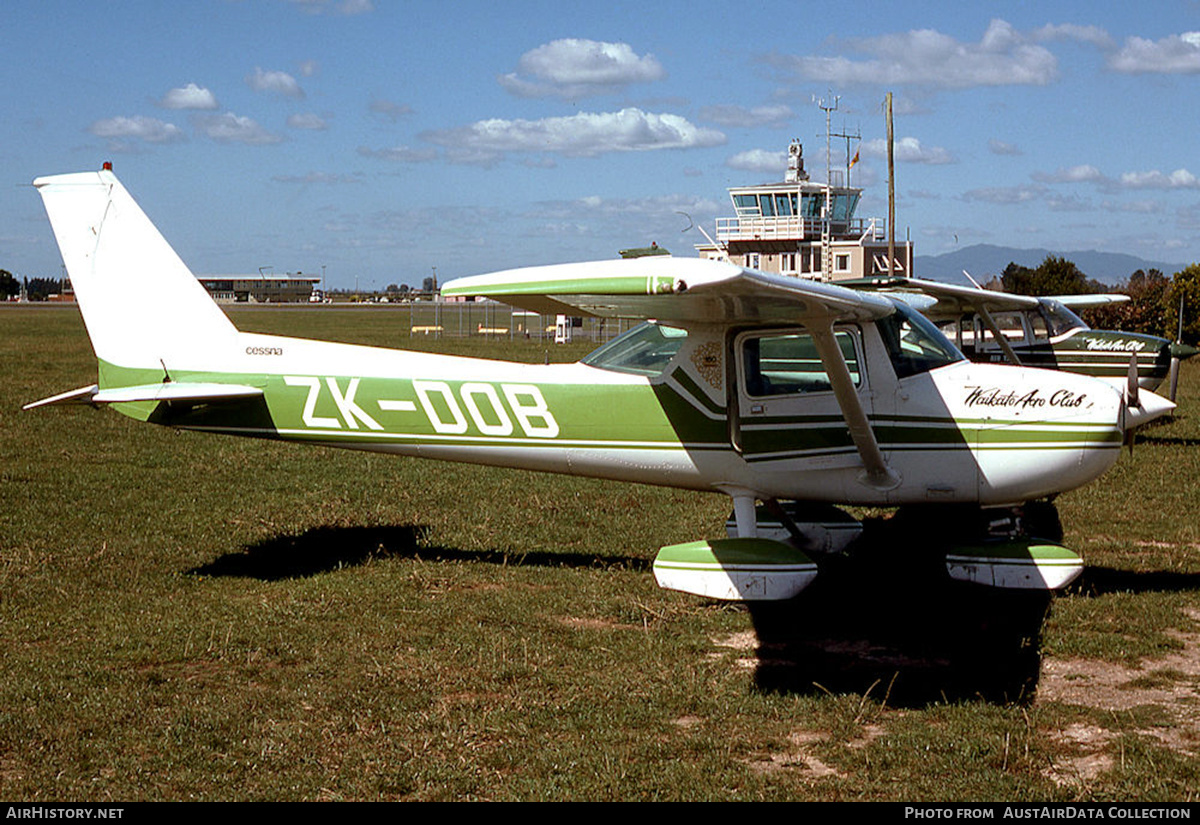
[1164,264,1200,345]
[0,270,18,298]
[24,276,65,301]
[1000,256,1094,297]
[1082,268,1169,335]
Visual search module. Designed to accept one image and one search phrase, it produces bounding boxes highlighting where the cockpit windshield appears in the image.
[1040,299,1088,337]
[581,322,689,376]
[877,301,966,378]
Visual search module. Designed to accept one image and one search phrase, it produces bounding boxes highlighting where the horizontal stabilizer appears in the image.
[22,384,100,410]
[25,382,263,410]
[92,383,264,404]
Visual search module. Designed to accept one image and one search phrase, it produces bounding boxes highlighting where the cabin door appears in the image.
[732,326,871,471]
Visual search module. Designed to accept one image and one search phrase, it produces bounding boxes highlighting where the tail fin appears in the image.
[33,167,237,377]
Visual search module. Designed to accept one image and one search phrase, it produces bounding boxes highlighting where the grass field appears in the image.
[2,305,1197,801]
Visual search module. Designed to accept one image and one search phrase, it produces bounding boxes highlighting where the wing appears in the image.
[1050,293,1131,309]
[442,257,896,327]
[446,257,900,490]
[862,277,1041,320]
[858,276,1130,318]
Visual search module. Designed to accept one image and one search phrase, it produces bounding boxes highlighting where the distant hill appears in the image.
[914,244,1187,286]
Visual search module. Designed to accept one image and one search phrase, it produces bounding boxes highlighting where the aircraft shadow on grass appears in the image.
[188,523,650,582]
[190,522,1053,707]
[740,558,1200,708]
[189,522,1199,708]
[1133,434,1200,448]
[743,563,1052,708]
[1074,566,1200,596]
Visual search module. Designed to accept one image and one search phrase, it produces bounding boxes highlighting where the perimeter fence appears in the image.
[342,300,642,344]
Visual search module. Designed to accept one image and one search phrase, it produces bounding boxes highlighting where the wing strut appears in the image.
[974,305,1023,366]
[809,324,900,491]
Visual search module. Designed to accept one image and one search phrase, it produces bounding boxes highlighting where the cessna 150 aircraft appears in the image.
[850,276,1198,398]
[25,168,1175,601]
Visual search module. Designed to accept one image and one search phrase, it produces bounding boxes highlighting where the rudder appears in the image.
[34,166,237,377]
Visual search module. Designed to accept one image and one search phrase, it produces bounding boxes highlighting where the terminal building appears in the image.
[696,140,912,282]
[196,274,321,303]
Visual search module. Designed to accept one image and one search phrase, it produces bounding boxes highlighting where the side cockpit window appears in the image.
[581,322,688,376]
[1041,300,1088,337]
[742,329,861,397]
[878,302,965,379]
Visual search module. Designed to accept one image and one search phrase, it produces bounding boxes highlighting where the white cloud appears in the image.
[287,113,328,130]
[1032,23,1114,48]
[1106,199,1163,215]
[890,96,931,116]
[356,145,437,162]
[725,149,786,174]
[498,39,665,98]
[1045,194,1094,212]
[1032,164,1105,183]
[863,136,953,164]
[423,108,725,164]
[1110,33,1200,73]
[988,139,1021,156]
[961,184,1046,204]
[698,104,794,129]
[89,115,185,144]
[559,193,720,218]
[369,98,413,121]
[246,67,305,99]
[1118,168,1200,189]
[773,19,1057,88]
[159,83,218,110]
[193,112,282,145]
[298,60,319,77]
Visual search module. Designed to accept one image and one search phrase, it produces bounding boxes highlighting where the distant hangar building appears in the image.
[197,274,321,303]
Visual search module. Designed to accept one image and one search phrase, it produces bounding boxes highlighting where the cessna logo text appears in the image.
[285,376,559,438]
[964,386,1088,409]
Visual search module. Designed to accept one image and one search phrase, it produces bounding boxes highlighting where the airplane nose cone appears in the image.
[1170,341,1199,361]
[1123,389,1176,430]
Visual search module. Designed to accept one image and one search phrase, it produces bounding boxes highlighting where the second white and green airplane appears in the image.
[26,167,1176,600]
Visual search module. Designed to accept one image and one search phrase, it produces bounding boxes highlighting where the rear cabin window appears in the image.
[742,330,861,396]
[980,311,1028,347]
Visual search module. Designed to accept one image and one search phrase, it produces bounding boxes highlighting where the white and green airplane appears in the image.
[25,167,1176,601]
[846,275,1198,398]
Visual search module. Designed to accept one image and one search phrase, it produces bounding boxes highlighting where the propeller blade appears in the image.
[1126,353,1140,410]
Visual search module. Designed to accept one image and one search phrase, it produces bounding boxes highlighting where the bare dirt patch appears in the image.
[744,730,844,779]
[1042,723,1116,786]
[558,615,641,631]
[1039,609,1200,767]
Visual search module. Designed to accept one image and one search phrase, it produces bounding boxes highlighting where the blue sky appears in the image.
[4,0,1200,289]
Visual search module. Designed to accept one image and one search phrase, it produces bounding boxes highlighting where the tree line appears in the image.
[0,270,69,301]
[984,256,1199,344]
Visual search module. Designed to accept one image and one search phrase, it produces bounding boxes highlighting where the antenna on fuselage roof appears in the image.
[677,210,727,257]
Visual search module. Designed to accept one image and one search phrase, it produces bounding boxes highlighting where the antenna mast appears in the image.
[818,94,839,282]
